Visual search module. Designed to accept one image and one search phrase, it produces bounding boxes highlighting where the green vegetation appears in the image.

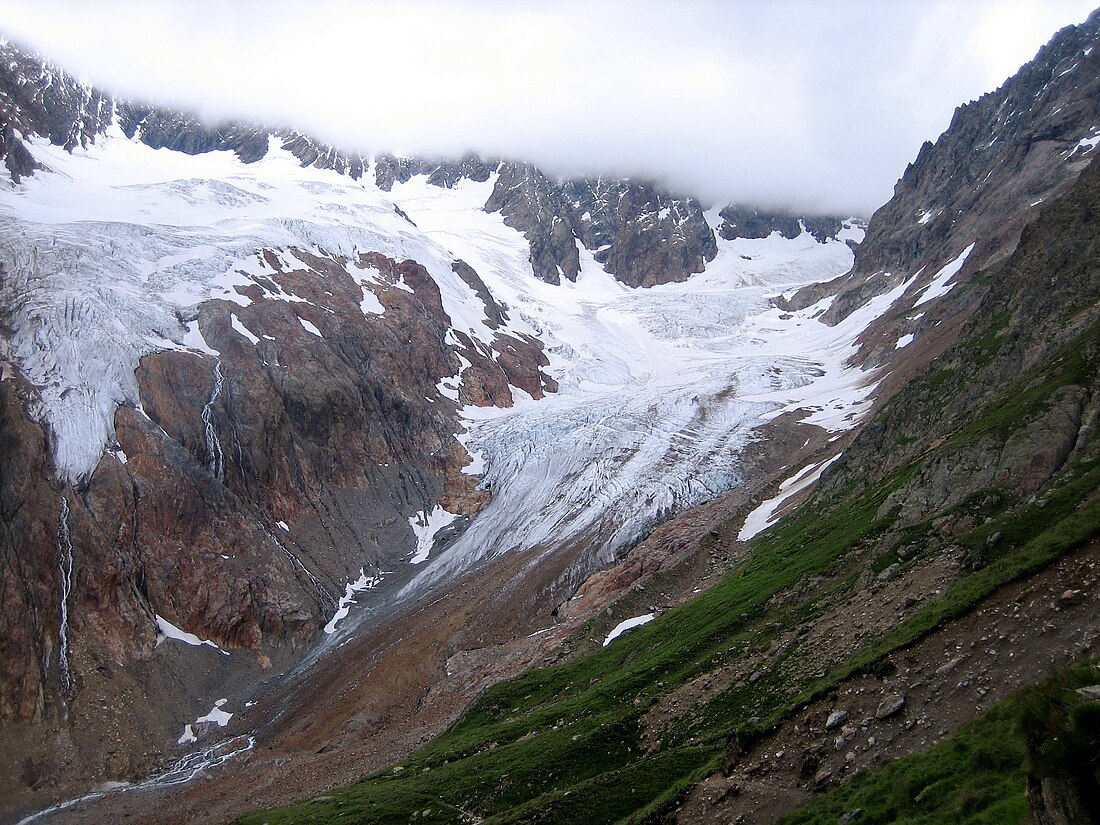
[238,440,1099,824]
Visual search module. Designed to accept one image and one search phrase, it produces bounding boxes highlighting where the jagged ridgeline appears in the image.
[1,6,1099,825]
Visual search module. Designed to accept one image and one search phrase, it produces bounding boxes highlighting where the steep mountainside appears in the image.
[789,10,1100,376]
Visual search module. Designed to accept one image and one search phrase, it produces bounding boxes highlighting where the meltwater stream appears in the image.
[57,495,74,693]
[201,360,225,482]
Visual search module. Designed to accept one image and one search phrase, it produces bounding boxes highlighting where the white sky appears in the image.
[0,0,1095,215]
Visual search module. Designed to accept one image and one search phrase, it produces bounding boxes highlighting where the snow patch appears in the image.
[181,321,220,356]
[603,614,656,646]
[195,699,232,727]
[1072,133,1100,155]
[408,505,459,564]
[298,317,323,337]
[156,614,229,655]
[359,286,385,315]
[177,725,197,745]
[323,569,384,634]
[229,313,260,345]
[913,244,975,307]
[738,454,843,540]
[895,333,915,349]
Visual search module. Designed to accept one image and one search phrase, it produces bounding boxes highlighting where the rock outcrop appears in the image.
[717,205,844,244]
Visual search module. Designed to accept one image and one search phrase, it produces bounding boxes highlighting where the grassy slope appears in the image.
[237,391,1100,823]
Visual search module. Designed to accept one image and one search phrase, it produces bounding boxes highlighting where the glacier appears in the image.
[0,125,896,636]
[383,175,874,596]
[0,129,502,484]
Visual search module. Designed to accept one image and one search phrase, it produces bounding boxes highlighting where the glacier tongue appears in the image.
[386,177,874,596]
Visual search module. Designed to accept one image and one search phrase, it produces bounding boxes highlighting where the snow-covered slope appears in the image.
[0,128,507,483]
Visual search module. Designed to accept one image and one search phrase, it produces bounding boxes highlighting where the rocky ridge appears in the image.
[786,9,1100,380]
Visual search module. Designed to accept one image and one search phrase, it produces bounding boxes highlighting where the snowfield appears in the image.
[0,127,902,635]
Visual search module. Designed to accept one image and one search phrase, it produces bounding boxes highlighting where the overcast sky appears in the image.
[0,0,1095,215]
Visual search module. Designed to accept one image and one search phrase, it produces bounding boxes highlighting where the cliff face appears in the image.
[786,10,1100,377]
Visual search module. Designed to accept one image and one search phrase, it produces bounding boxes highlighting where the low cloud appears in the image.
[1,0,1094,215]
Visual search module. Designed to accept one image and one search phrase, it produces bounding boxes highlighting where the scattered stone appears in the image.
[845,751,857,764]
[834,735,847,751]
[934,657,964,677]
[310,795,335,803]
[841,725,857,739]
[876,695,906,719]
[839,809,865,824]
[877,563,902,582]
[1060,589,1085,606]
[986,532,1003,548]
[1075,685,1100,701]
[814,769,833,786]
[825,710,849,730]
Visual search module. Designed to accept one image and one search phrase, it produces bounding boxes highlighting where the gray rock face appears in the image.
[374,153,493,191]
[116,104,270,162]
[485,161,581,284]
[0,40,112,178]
[717,206,844,243]
[787,9,1100,338]
[560,177,718,287]
[277,131,367,179]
